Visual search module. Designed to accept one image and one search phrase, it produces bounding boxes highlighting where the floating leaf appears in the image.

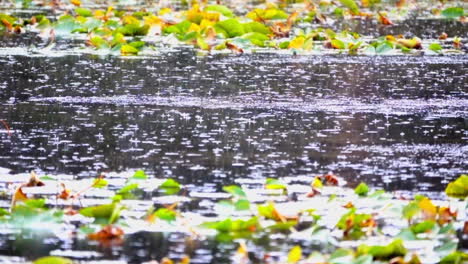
[337,208,375,239]
[429,43,442,53]
[287,245,302,263]
[160,179,181,194]
[357,239,407,260]
[243,21,271,35]
[132,169,147,180]
[80,203,121,224]
[402,201,420,222]
[242,32,269,47]
[154,208,177,222]
[203,217,258,233]
[92,177,108,188]
[441,7,464,19]
[246,8,288,21]
[11,186,28,207]
[397,37,422,49]
[88,225,124,243]
[234,199,251,210]
[265,178,287,190]
[75,8,93,17]
[222,185,246,197]
[338,0,360,15]
[121,44,139,55]
[376,42,393,54]
[354,182,369,196]
[215,18,245,38]
[410,220,435,234]
[204,5,234,17]
[440,251,468,264]
[445,175,468,199]
[33,256,73,264]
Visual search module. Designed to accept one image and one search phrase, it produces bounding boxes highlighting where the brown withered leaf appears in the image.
[0,120,11,137]
[439,32,448,40]
[1,19,13,32]
[11,171,46,207]
[226,42,243,54]
[11,186,28,207]
[463,221,468,235]
[396,0,406,9]
[27,171,45,187]
[270,11,298,38]
[342,201,354,209]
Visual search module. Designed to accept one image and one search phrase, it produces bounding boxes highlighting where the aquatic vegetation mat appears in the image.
[0,171,467,263]
[0,0,466,56]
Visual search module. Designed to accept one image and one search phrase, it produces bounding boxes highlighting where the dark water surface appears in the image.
[0,53,467,192]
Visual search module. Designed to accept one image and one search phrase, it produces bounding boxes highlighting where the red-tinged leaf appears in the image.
[321,173,339,186]
[378,12,394,25]
[88,225,124,244]
[58,183,72,200]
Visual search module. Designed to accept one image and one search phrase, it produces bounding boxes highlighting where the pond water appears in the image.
[0,10,466,263]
